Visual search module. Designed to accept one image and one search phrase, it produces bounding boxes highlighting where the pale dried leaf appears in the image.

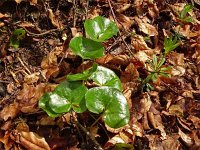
[28,0,37,5]
[116,14,134,30]
[131,35,151,51]
[134,51,150,64]
[24,72,40,84]
[134,16,158,36]
[162,134,180,150]
[0,102,19,121]
[178,128,193,146]
[48,9,63,29]
[11,130,50,150]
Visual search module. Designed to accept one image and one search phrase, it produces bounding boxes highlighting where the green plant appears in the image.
[39,16,130,128]
[178,4,193,23]
[9,28,26,49]
[69,16,118,59]
[164,35,181,55]
[142,54,171,91]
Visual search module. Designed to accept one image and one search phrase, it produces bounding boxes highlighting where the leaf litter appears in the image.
[0,0,200,149]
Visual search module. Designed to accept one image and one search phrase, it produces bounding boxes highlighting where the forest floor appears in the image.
[0,0,200,149]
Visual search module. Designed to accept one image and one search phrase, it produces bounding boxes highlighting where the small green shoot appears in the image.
[142,54,171,91]
[179,4,193,22]
[9,28,26,49]
[164,36,180,55]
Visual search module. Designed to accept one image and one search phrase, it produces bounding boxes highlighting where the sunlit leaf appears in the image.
[69,37,104,59]
[85,86,130,128]
[89,66,122,91]
[84,16,119,42]
[39,93,60,118]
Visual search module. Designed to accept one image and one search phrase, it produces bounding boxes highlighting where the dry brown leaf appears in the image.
[24,72,40,84]
[178,128,193,146]
[28,0,37,5]
[174,25,200,38]
[146,135,164,150]
[48,9,63,29]
[187,115,200,129]
[10,130,50,150]
[116,14,134,30]
[131,35,151,51]
[131,121,144,137]
[134,16,158,36]
[17,83,57,113]
[0,131,14,150]
[0,13,9,19]
[0,102,19,121]
[162,134,181,150]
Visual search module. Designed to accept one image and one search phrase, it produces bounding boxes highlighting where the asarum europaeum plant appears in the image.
[39,16,130,128]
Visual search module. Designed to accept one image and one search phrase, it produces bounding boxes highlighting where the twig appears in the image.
[107,0,134,56]
[21,27,59,37]
[17,56,31,75]
[75,120,103,150]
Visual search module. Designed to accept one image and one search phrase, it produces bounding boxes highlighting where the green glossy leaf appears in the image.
[90,66,122,91]
[85,87,130,128]
[9,28,26,49]
[39,93,60,118]
[67,63,98,81]
[84,16,119,42]
[69,37,104,59]
[53,81,88,113]
[39,81,87,115]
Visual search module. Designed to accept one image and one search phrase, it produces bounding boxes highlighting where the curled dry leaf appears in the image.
[178,128,193,146]
[10,130,50,150]
[131,35,151,51]
[41,47,62,79]
[48,9,63,29]
[0,102,19,121]
[134,16,158,36]
[115,14,134,30]
[174,25,200,38]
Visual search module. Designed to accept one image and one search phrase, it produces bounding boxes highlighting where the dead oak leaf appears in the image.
[134,16,158,36]
[10,130,50,150]
[48,9,63,29]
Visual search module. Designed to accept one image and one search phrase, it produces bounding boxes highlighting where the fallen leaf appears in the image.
[24,72,40,84]
[0,131,14,150]
[131,35,151,51]
[162,134,181,150]
[48,9,63,29]
[116,14,134,30]
[10,130,50,150]
[134,16,158,36]
[0,102,19,121]
[28,0,37,5]
[178,128,193,146]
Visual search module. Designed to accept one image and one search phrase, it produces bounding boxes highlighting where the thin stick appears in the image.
[107,0,134,56]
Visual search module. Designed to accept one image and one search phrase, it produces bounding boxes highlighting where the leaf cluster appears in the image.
[39,16,130,128]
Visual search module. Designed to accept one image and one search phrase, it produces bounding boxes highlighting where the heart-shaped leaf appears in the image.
[39,93,60,118]
[69,37,104,59]
[39,81,87,115]
[85,87,130,128]
[89,66,122,91]
[67,63,98,81]
[84,16,119,42]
